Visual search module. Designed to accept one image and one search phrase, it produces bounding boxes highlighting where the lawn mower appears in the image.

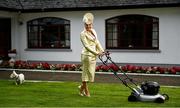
[98,51,169,103]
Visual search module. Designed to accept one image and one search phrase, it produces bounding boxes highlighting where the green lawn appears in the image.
[0,80,180,107]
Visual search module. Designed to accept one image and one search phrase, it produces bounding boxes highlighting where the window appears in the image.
[106,15,159,50]
[27,17,70,49]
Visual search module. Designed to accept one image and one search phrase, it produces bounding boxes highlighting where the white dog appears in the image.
[10,70,25,85]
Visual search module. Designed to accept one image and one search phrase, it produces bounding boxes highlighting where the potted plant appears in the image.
[8,49,17,57]
[8,49,17,67]
[0,55,4,65]
[8,49,17,54]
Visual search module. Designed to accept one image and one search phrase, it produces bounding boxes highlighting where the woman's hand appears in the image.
[98,51,110,57]
[97,52,105,57]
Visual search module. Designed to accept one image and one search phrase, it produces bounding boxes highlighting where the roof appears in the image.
[0,0,180,12]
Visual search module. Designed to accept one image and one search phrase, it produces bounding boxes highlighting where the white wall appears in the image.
[12,7,180,64]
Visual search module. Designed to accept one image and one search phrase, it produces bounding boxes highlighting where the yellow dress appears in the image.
[80,29,104,82]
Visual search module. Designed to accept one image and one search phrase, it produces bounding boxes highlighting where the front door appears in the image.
[0,18,11,58]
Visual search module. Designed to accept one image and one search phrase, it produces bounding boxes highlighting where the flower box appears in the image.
[8,53,16,58]
[0,60,180,75]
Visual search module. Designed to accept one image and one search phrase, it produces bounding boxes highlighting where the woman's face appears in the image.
[85,23,92,31]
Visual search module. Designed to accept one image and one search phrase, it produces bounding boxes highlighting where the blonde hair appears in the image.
[83,13,94,24]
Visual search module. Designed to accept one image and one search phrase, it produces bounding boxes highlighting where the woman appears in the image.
[79,13,104,97]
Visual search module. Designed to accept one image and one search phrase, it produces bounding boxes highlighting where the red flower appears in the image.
[121,65,127,72]
[29,63,38,69]
[96,65,101,71]
[126,65,136,72]
[170,68,176,74]
[68,64,77,71]
[140,66,146,71]
[101,65,109,71]
[62,64,72,70]
[4,59,180,75]
[96,65,110,72]
[157,67,166,74]
[42,62,50,70]
[172,67,180,72]
[14,60,28,69]
[109,64,119,72]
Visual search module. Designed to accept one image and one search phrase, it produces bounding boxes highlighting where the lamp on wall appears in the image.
[18,11,23,25]
[17,0,24,25]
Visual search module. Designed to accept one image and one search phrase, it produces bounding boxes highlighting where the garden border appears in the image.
[0,68,180,86]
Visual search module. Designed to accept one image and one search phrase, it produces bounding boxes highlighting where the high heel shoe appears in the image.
[78,85,85,96]
[84,93,91,97]
[85,94,91,97]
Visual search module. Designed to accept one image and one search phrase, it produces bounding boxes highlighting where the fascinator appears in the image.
[83,13,94,24]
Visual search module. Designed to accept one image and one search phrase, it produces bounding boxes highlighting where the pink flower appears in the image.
[55,64,63,70]
[152,66,158,72]
[146,67,152,72]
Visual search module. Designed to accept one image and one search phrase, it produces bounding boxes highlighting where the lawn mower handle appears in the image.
[98,51,110,62]
[98,51,138,90]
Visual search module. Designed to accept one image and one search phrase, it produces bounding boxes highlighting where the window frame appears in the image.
[27,17,70,49]
[105,14,159,50]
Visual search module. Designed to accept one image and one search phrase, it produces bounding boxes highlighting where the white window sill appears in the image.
[25,48,72,52]
[106,49,161,53]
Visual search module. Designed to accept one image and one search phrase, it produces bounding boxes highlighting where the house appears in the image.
[0,0,180,66]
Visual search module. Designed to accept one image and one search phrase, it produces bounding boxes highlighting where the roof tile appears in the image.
[0,0,179,12]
